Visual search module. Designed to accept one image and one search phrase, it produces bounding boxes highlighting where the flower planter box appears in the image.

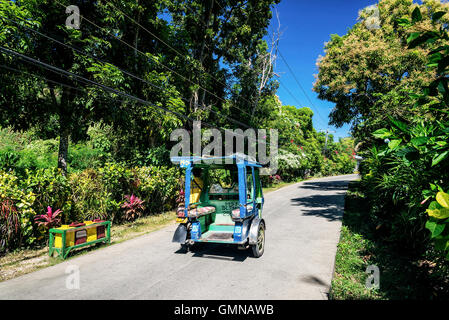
[49,221,111,259]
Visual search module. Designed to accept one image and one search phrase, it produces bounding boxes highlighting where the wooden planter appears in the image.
[48,221,111,259]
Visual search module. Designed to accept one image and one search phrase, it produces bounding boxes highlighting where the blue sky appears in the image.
[268,0,376,139]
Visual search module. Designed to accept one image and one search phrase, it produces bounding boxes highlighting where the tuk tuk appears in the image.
[171,154,266,257]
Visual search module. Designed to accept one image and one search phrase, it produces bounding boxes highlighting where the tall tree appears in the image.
[313,0,449,142]
[167,0,280,128]
[0,0,183,172]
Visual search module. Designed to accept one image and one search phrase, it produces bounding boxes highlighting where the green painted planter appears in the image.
[49,221,111,259]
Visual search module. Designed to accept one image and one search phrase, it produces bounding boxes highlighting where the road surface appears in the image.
[0,174,358,300]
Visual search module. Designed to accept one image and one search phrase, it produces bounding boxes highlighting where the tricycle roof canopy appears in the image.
[171,154,262,168]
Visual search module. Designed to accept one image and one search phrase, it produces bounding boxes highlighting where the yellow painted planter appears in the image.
[86,225,98,242]
[54,225,75,248]
[49,221,111,259]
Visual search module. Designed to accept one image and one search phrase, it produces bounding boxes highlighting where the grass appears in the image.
[331,180,449,300]
[262,179,302,194]
[0,211,177,282]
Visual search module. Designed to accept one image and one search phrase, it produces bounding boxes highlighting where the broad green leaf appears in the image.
[438,57,449,74]
[430,45,449,55]
[432,11,446,22]
[410,136,428,147]
[426,220,446,238]
[388,139,402,149]
[407,32,420,44]
[427,207,449,219]
[436,191,449,208]
[408,31,438,49]
[412,7,422,23]
[397,18,411,27]
[432,150,449,166]
[434,239,449,251]
[429,52,442,64]
[429,200,442,210]
[388,116,409,132]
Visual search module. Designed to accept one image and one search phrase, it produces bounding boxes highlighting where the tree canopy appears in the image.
[313,0,449,142]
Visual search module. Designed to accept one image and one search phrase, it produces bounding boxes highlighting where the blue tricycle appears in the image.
[171,154,266,257]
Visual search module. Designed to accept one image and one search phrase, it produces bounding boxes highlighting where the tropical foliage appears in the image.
[315,0,449,262]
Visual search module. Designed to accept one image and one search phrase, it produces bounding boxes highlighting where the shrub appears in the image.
[0,163,181,250]
[0,171,37,249]
[23,168,71,223]
[0,198,20,254]
[276,150,305,182]
[135,166,180,214]
[33,206,62,230]
[121,195,145,222]
[69,169,110,222]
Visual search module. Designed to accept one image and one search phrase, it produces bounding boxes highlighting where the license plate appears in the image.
[176,218,188,223]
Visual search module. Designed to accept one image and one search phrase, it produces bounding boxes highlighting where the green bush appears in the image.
[134,166,181,214]
[0,171,37,252]
[0,163,181,253]
[69,169,110,222]
[23,168,71,222]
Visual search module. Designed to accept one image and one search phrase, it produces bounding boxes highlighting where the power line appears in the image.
[277,49,329,127]
[104,0,257,119]
[0,64,134,106]
[54,0,256,120]
[278,79,305,109]
[0,64,83,93]
[106,0,230,90]
[0,45,201,126]
[0,45,269,146]
[0,15,251,130]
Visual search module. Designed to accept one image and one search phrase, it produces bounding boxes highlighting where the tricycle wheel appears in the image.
[251,222,265,258]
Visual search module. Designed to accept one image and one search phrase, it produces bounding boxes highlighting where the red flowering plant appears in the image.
[1,199,20,252]
[121,194,145,222]
[268,174,282,186]
[34,206,62,229]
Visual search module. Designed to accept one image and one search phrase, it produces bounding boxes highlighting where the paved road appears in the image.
[0,174,358,300]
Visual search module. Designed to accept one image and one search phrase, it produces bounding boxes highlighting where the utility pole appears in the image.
[319,128,335,156]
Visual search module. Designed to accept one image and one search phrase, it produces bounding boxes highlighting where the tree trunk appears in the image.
[57,88,70,176]
[58,124,69,175]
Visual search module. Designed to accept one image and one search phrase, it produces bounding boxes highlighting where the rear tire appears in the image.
[251,223,265,258]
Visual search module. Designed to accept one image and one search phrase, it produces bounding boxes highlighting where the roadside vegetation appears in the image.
[315,0,449,299]
[332,181,449,300]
